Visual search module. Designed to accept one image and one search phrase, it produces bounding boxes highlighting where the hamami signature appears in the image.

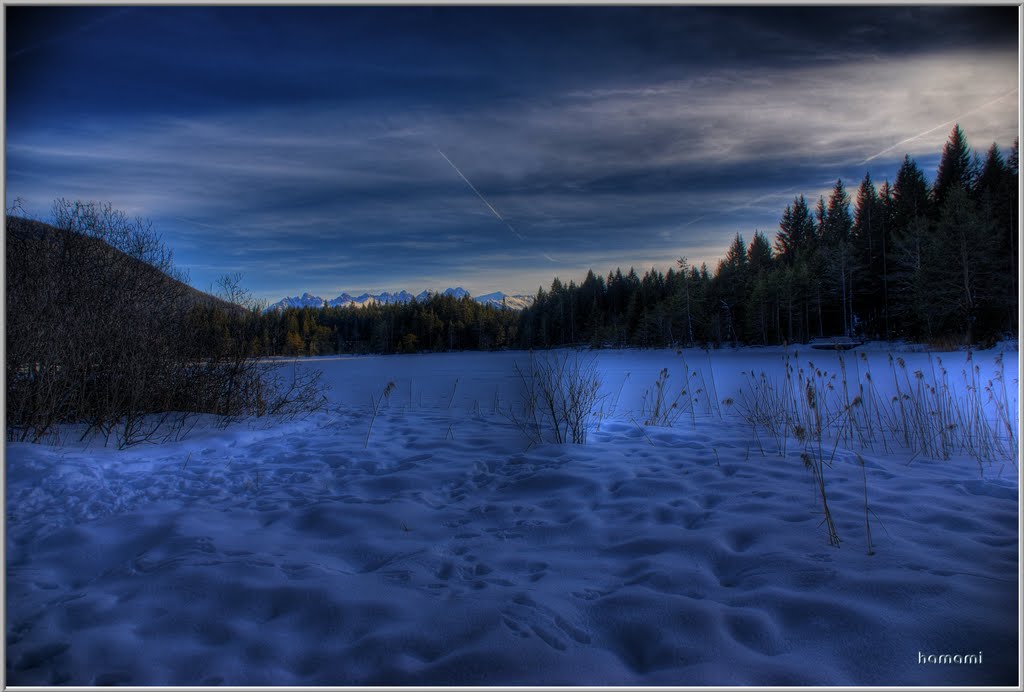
[919,651,983,665]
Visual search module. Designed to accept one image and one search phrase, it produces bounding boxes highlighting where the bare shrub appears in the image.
[507,351,603,445]
[6,201,326,447]
[641,368,687,427]
[729,348,1018,548]
[7,201,193,444]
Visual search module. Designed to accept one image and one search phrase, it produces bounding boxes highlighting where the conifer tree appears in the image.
[932,124,973,213]
[821,180,854,335]
[745,232,775,344]
[973,142,1018,332]
[852,173,889,337]
[891,155,931,232]
[876,180,895,339]
[714,234,749,343]
[890,156,933,339]
[676,257,697,345]
[775,195,816,265]
[927,185,996,343]
[773,196,816,341]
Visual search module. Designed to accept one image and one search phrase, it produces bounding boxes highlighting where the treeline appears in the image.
[257,124,1017,355]
[521,124,1018,349]
[193,293,522,356]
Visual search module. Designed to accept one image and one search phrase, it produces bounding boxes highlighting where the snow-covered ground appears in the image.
[4,347,1019,685]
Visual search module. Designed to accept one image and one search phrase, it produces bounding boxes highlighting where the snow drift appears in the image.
[4,347,1019,685]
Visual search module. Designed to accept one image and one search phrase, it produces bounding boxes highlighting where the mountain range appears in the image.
[267,287,534,312]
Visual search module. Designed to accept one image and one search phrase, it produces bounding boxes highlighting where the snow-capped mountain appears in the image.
[474,292,534,310]
[443,287,470,300]
[267,287,533,312]
[268,292,328,310]
[327,290,420,308]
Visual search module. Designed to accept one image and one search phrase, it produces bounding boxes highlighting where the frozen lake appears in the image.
[5,346,1019,685]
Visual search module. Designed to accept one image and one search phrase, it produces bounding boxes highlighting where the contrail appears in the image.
[437,148,526,241]
[860,88,1019,165]
[436,148,564,263]
[173,216,223,231]
[683,185,798,228]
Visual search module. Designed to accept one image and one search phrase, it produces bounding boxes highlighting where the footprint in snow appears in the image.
[499,593,590,651]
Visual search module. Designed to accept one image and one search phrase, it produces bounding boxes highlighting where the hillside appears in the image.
[5,216,235,312]
[6,209,280,446]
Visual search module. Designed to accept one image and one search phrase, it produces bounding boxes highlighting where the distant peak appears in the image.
[267,287,534,312]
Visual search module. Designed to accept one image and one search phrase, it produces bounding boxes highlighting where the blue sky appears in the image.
[5,6,1019,302]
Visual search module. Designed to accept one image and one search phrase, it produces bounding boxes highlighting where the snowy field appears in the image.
[5,347,1020,685]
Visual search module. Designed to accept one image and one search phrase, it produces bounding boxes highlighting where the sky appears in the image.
[4,5,1020,303]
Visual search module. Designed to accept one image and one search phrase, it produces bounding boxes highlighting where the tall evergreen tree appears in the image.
[852,173,889,338]
[975,143,1007,199]
[932,124,973,213]
[691,263,713,344]
[774,196,816,341]
[971,141,1018,335]
[890,156,934,339]
[747,231,773,275]
[891,155,931,232]
[745,232,775,344]
[714,234,749,343]
[775,195,816,265]
[876,180,895,339]
[821,180,855,335]
[927,185,997,343]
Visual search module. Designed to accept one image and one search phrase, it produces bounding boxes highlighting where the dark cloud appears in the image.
[5,6,1018,299]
